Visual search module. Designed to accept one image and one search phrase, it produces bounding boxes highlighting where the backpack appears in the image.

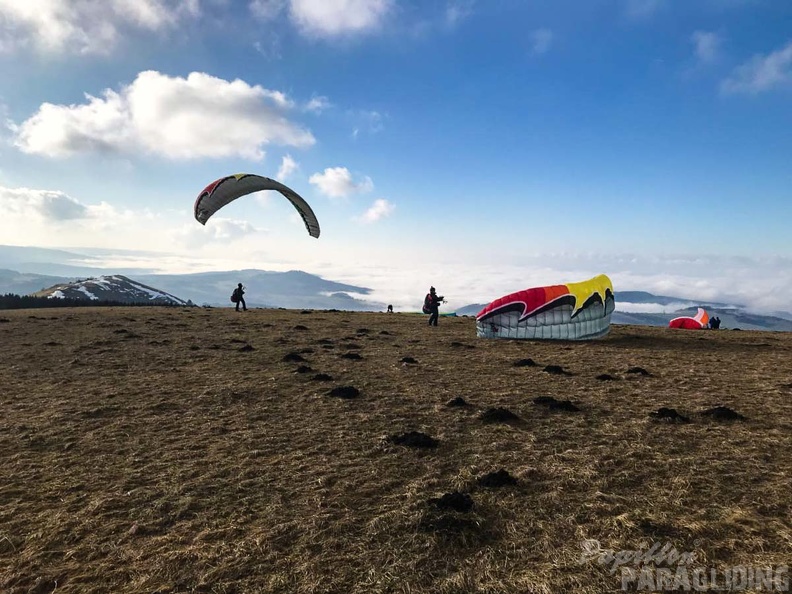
[231,289,240,303]
[422,293,432,314]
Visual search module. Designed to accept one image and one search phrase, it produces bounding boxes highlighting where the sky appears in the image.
[1,0,791,312]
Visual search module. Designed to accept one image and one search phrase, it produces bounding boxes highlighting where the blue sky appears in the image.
[1,0,791,311]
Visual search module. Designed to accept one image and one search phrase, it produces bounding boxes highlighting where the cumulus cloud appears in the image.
[11,70,315,159]
[309,167,373,198]
[0,183,162,251]
[355,198,394,223]
[177,217,259,247]
[691,30,720,64]
[530,29,553,55]
[1,185,88,221]
[721,41,792,94]
[288,0,392,38]
[0,0,200,55]
[277,154,298,179]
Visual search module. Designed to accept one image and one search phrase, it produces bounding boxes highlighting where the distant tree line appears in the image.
[0,294,194,310]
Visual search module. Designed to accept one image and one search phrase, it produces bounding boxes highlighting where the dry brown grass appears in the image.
[1,307,791,593]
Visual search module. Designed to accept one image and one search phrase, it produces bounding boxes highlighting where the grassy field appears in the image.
[1,307,790,593]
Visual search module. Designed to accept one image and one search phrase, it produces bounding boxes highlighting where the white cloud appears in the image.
[12,70,315,159]
[277,154,298,179]
[0,0,200,55]
[176,217,259,247]
[1,185,93,220]
[721,41,792,94]
[288,0,392,38]
[355,198,394,223]
[691,30,720,64]
[615,301,697,314]
[305,95,332,113]
[309,167,373,198]
[530,29,553,55]
[0,184,161,248]
[249,0,285,21]
[445,0,474,28]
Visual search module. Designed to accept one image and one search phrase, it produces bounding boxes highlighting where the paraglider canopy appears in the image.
[194,173,320,238]
[669,307,709,329]
[476,274,615,340]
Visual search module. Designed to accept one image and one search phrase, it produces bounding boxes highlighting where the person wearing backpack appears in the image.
[231,283,247,312]
[423,286,444,326]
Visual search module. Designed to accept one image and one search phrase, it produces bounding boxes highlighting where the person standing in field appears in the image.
[232,283,247,312]
[423,286,444,326]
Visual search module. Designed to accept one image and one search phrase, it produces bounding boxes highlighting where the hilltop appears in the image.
[31,275,189,305]
[1,307,790,593]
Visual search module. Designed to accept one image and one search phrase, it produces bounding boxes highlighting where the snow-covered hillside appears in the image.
[33,275,188,305]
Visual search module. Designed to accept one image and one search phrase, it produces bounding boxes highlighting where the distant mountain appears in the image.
[0,244,157,276]
[135,269,383,310]
[0,245,384,310]
[454,303,485,317]
[32,275,189,305]
[0,269,72,296]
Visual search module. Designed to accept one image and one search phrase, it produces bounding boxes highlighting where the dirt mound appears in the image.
[596,373,618,381]
[295,365,313,374]
[480,408,520,423]
[627,367,652,376]
[341,352,363,360]
[513,358,537,367]
[429,492,474,513]
[400,356,418,364]
[282,352,306,362]
[533,396,580,412]
[312,373,333,381]
[388,431,439,448]
[238,344,255,352]
[649,407,690,423]
[700,406,747,421]
[477,469,517,488]
[446,397,469,407]
[328,386,360,399]
[293,325,309,331]
[543,365,571,375]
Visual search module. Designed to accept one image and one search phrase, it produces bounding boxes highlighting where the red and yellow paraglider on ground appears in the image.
[476,274,615,340]
[668,307,709,329]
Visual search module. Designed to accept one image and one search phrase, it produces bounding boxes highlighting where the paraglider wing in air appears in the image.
[194,174,320,238]
[475,274,615,340]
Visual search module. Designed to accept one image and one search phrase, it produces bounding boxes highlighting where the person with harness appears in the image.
[231,283,247,312]
[423,286,444,326]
